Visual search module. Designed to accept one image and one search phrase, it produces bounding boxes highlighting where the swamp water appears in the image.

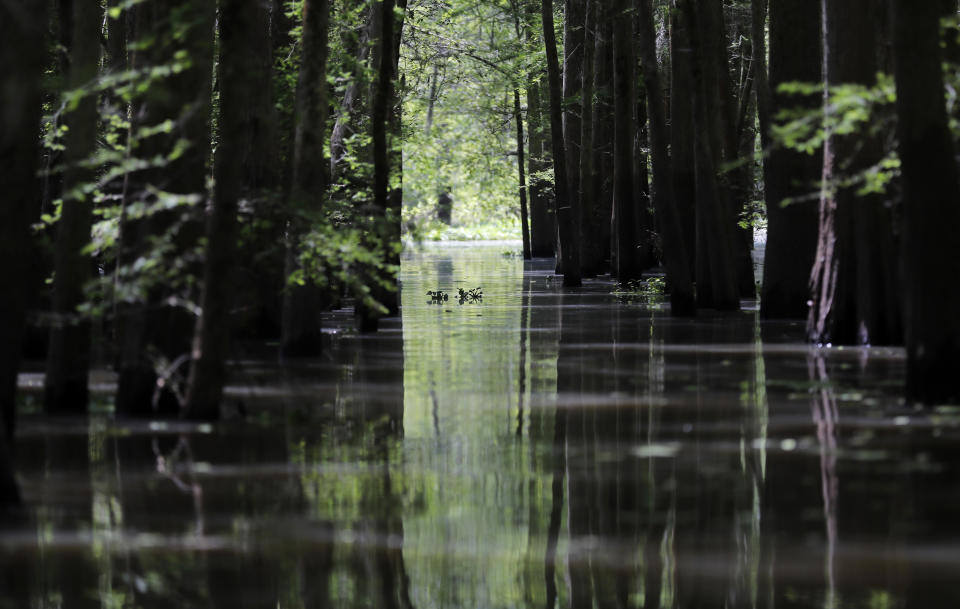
[3,243,960,608]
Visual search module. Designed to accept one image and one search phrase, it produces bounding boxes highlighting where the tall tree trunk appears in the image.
[514,88,533,260]
[524,1,555,258]
[385,0,407,316]
[591,4,614,270]
[633,9,655,272]
[184,0,262,419]
[892,0,960,403]
[44,0,101,414]
[0,0,48,439]
[542,0,581,286]
[757,0,823,319]
[527,74,555,257]
[636,0,695,315]
[579,0,603,276]
[106,0,127,70]
[243,0,280,190]
[240,0,284,342]
[710,1,756,298]
[670,7,697,278]
[282,0,331,356]
[116,0,215,415]
[852,10,902,346]
[809,0,899,344]
[562,0,586,276]
[680,0,741,311]
[358,0,403,329]
[612,0,641,280]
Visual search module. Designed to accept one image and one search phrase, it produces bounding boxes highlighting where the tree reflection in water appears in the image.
[4,245,960,608]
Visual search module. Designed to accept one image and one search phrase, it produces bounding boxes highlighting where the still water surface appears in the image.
[4,243,960,608]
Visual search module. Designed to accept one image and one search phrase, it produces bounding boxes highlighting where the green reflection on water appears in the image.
[7,244,960,609]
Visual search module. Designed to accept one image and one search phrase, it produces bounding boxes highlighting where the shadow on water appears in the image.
[3,243,960,608]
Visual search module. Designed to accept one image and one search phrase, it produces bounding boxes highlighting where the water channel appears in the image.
[3,243,960,608]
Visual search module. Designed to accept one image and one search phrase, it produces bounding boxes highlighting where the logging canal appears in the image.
[4,243,960,608]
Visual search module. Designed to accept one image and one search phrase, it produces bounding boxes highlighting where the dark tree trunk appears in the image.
[852,8,902,345]
[358,0,404,330]
[612,0,641,280]
[184,0,262,419]
[562,0,585,276]
[542,0,582,286]
[44,0,101,414]
[670,7,697,279]
[591,3,614,271]
[526,0,555,259]
[282,0,331,356]
[514,88,533,260]
[892,0,960,403]
[680,0,741,311]
[106,0,127,70]
[116,0,215,416]
[385,0,407,316]
[237,0,283,342]
[243,0,280,190]
[0,0,47,439]
[636,0,695,315]
[527,75,555,257]
[579,0,603,276]
[633,9,655,272]
[710,1,756,298]
[809,0,899,345]
[758,0,823,319]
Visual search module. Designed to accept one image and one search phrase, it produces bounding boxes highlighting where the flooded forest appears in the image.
[1,0,959,608]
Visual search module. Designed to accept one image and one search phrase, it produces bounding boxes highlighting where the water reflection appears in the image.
[4,244,960,608]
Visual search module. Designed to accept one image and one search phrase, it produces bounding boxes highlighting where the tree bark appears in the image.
[562,0,586,276]
[358,0,404,329]
[709,1,756,298]
[892,0,960,403]
[809,0,899,344]
[106,0,127,70]
[116,0,215,415]
[243,0,280,190]
[514,88,533,260]
[44,0,101,414]
[680,0,741,311]
[670,7,697,279]
[0,0,48,439]
[633,9,655,272]
[591,3,614,270]
[386,0,407,316]
[758,0,823,319]
[542,0,581,286]
[527,75,555,257]
[579,0,603,276]
[184,0,262,419]
[637,0,695,315]
[282,0,331,355]
[612,0,641,280]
